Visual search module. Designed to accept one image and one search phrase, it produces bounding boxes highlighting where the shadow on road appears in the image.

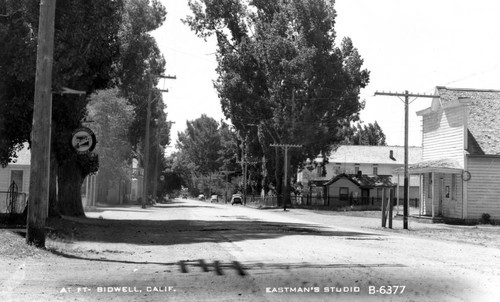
[47,216,383,247]
[44,249,405,278]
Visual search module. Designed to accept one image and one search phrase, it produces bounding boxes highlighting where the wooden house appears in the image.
[0,144,30,213]
[410,86,500,223]
[322,173,395,207]
[299,145,422,204]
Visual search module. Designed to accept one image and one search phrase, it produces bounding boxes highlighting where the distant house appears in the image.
[407,86,500,223]
[299,145,422,204]
[0,144,30,213]
[321,173,395,207]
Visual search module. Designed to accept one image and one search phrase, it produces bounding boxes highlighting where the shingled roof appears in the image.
[324,173,395,188]
[436,86,500,155]
[328,145,422,165]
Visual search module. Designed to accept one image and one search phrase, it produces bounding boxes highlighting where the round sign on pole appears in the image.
[71,127,97,154]
[159,175,165,181]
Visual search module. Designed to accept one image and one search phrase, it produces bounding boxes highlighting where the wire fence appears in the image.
[0,191,28,214]
[240,194,419,210]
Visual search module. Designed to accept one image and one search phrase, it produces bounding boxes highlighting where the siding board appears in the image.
[422,106,465,167]
[467,157,500,220]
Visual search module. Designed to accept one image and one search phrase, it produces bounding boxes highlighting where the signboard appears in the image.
[71,127,96,154]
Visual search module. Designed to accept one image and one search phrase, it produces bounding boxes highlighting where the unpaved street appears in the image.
[1,198,499,301]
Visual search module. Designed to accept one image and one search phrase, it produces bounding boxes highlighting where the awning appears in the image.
[393,158,463,174]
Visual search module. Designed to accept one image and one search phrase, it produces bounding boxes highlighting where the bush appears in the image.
[480,213,491,224]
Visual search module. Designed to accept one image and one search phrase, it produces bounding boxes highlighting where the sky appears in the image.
[152,0,500,153]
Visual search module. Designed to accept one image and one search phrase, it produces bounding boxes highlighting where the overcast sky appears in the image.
[152,0,500,152]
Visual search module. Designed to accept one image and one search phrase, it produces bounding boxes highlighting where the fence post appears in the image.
[381,189,387,228]
[389,188,394,229]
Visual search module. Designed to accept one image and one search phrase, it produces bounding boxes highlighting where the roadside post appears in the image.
[388,188,394,229]
[381,188,387,228]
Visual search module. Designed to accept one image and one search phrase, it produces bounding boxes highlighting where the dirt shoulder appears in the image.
[251,206,500,249]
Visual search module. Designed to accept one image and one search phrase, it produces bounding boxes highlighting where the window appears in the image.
[445,186,450,198]
[354,165,360,174]
[339,187,349,201]
[373,165,378,175]
[10,170,23,192]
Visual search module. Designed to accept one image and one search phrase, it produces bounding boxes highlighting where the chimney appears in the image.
[389,150,396,161]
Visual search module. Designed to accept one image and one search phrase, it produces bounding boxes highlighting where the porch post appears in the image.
[396,174,400,215]
[419,174,423,217]
[431,172,435,219]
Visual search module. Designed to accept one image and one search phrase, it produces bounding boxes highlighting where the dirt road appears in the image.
[1,198,499,301]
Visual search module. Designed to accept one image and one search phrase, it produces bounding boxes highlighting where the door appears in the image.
[10,170,23,192]
[361,189,370,205]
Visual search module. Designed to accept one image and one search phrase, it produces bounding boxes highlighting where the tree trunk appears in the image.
[57,157,85,217]
[275,147,283,206]
[283,152,291,207]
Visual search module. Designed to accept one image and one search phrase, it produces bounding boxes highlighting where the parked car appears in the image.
[182,193,188,199]
[210,195,218,203]
[198,194,205,200]
[230,194,242,205]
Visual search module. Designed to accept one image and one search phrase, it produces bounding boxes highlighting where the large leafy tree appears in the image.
[177,114,223,175]
[0,0,167,216]
[0,0,124,216]
[116,0,168,198]
[86,88,135,202]
[174,115,240,195]
[185,0,370,202]
[0,1,37,166]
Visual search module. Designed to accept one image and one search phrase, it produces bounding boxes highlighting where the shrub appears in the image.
[480,213,491,224]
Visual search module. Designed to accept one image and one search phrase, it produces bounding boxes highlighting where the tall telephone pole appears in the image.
[270,144,302,211]
[152,121,175,201]
[374,90,439,229]
[142,74,175,209]
[26,0,56,247]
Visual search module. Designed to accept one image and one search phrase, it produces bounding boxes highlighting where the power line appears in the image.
[374,90,439,230]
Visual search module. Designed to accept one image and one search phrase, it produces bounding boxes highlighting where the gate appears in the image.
[6,181,18,216]
[2,181,27,225]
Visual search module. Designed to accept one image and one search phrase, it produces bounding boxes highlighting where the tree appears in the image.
[0,1,37,167]
[177,114,223,174]
[343,121,387,146]
[0,0,168,216]
[174,115,240,196]
[185,0,370,203]
[86,88,135,203]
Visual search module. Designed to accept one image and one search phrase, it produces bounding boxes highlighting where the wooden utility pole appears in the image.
[152,121,175,202]
[374,90,439,229]
[26,0,56,247]
[270,144,302,211]
[142,74,175,209]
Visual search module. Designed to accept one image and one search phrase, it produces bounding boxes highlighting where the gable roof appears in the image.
[327,145,422,165]
[325,173,395,188]
[436,86,500,155]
